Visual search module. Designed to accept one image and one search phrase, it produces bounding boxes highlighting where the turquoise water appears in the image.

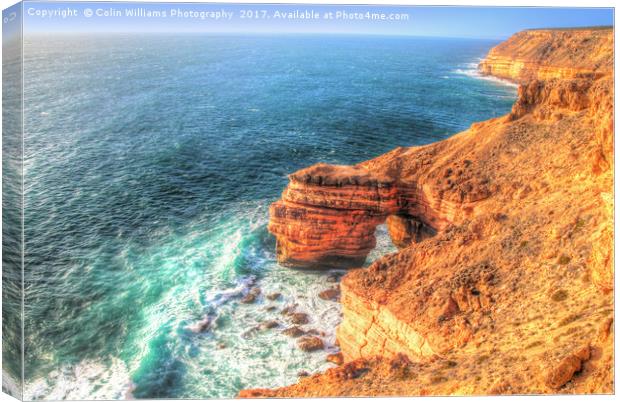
[15,34,516,399]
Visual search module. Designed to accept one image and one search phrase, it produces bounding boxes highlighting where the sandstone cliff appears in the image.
[244,27,614,396]
[479,27,612,83]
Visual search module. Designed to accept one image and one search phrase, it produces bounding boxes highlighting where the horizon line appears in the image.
[20,30,509,40]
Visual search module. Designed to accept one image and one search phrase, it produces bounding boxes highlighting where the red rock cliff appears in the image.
[268,155,489,268]
[479,27,612,83]
[248,27,613,397]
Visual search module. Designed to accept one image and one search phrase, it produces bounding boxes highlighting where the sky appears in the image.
[7,1,615,39]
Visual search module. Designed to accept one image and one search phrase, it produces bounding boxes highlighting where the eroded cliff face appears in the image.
[479,28,613,83]
[245,27,614,397]
[268,157,489,268]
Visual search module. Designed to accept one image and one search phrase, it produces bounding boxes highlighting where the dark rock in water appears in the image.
[241,326,260,339]
[241,293,257,304]
[266,292,282,301]
[319,287,341,301]
[327,272,344,283]
[261,320,280,330]
[187,315,213,333]
[298,370,310,377]
[282,326,306,337]
[241,287,261,304]
[297,336,324,352]
[265,305,277,312]
[327,352,344,365]
[304,328,326,337]
[290,312,309,325]
[217,342,227,349]
[281,304,298,315]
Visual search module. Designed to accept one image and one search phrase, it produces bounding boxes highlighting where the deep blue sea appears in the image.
[15,34,516,399]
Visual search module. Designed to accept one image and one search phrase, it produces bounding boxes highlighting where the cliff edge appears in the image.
[479,27,613,83]
[243,27,614,396]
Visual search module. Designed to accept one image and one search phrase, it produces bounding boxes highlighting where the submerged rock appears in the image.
[289,313,310,325]
[266,292,282,301]
[241,326,260,339]
[319,287,341,301]
[261,320,280,330]
[281,304,298,315]
[305,328,325,336]
[241,287,261,304]
[241,294,256,304]
[297,336,324,352]
[186,315,214,333]
[282,326,306,338]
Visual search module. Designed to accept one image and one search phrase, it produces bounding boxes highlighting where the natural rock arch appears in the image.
[268,162,486,268]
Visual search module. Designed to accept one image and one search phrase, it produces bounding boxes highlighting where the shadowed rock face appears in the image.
[249,27,614,397]
[387,214,437,248]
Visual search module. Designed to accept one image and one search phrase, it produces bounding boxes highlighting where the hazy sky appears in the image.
[15,1,615,39]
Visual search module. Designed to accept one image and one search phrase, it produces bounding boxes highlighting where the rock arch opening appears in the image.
[268,163,447,269]
[386,214,437,249]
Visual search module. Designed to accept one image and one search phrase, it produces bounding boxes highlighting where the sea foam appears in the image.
[453,60,519,88]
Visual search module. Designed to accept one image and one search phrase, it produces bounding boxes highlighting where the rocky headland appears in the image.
[242,27,614,396]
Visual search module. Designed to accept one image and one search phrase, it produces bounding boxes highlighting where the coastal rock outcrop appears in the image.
[297,336,324,352]
[268,164,400,268]
[247,27,613,397]
[478,28,612,83]
[269,153,493,268]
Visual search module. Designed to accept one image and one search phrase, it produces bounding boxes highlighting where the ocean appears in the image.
[9,34,516,399]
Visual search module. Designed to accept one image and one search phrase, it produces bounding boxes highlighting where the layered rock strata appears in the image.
[269,155,492,267]
[245,27,613,396]
[479,27,612,83]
